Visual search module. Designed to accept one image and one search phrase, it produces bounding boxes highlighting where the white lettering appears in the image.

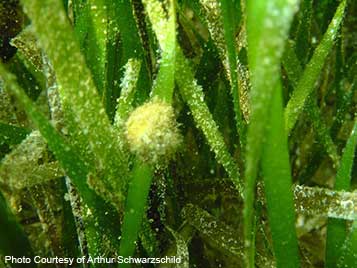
[4,256,31,264]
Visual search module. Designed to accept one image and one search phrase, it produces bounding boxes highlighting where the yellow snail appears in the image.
[125,99,182,164]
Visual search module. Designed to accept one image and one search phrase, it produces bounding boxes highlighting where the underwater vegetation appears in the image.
[0,0,357,267]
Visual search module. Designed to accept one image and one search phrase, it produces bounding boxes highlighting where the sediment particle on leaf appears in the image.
[125,99,181,164]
